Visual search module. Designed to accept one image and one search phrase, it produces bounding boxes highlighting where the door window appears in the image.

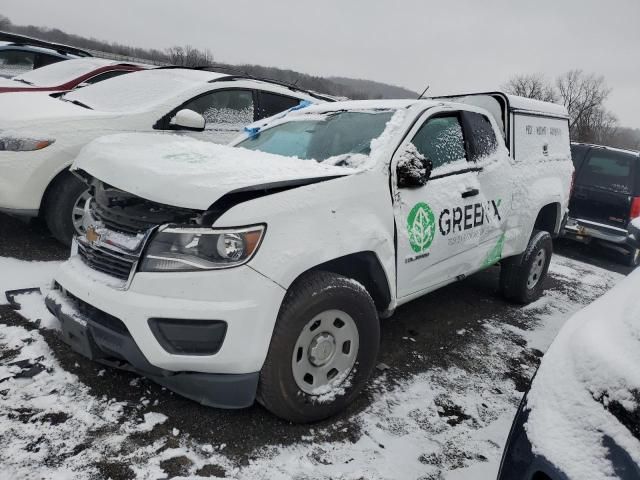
[411,115,466,169]
[578,152,633,194]
[183,89,254,129]
[463,112,497,160]
[256,92,301,120]
[0,50,36,76]
[34,53,62,69]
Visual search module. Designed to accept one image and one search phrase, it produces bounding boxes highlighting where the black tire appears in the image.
[500,230,553,304]
[258,271,380,423]
[624,247,640,268]
[43,171,89,247]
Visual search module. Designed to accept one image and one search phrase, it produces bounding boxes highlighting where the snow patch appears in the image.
[526,267,640,479]
[0,256,61,305]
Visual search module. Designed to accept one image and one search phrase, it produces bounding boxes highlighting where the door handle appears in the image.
[461,188,479,198]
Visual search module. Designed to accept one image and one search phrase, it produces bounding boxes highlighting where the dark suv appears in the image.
[563,143,640,266]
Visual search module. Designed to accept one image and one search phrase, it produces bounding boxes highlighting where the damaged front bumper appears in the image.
[44,255,286,409]
[45,287,259,409]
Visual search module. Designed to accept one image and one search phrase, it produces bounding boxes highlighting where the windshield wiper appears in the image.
[60,97,93,110]
[14,78,34,85]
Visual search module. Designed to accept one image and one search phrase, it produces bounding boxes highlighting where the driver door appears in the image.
[393,109,486,298]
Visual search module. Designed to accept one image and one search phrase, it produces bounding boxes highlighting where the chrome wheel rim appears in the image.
[72,189,91,235]
[527,249,547,289]
[632,249,640,266]
[291,309,359,395]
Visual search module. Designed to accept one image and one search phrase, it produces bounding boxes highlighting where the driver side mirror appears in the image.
[170,109,206,132]
[397,148,433,188]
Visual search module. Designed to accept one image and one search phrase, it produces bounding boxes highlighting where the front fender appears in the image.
[215,170,398,305]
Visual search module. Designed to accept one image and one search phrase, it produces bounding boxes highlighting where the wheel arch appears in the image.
[39,166,76,215]
[288,251,394,315]
[533,202,562,238]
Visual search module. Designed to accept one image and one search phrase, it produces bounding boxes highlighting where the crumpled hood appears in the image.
[72,133,354,210]
[0,91,106,128]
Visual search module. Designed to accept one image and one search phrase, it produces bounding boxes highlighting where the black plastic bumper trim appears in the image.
[148,318,227,356]
[45,294,258,409]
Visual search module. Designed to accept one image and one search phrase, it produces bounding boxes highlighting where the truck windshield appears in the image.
[236,110,394,163]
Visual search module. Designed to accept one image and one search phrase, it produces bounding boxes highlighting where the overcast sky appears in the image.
[5,0,640,128]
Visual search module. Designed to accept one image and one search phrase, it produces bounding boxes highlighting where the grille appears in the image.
[60,285,129,335]
[77,241,137,281]
[93,202,158,235]
[92,182,199,235]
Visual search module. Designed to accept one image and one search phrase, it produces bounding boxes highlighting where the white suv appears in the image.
[0,67,331,244]
[45,93,573,422]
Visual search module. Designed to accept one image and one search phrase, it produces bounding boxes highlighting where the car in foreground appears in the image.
[0,57,146,93]
[499,218,640,479]
[0,31,91,78]
[0,67,332,245]
[563,143,640,267]
[44,93,573,422]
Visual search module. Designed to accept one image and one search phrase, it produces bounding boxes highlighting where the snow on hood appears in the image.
[525,267,640,479]
[0,91,100,128]
[72,133,354,210]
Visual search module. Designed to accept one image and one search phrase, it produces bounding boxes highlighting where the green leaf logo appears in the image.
[407,202,436,253]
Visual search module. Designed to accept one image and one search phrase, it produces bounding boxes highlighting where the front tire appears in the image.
[43,172,90,247]
[500,230,553,304]
[258,271,380,423]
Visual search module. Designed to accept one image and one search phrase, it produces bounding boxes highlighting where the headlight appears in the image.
[140,225,265,272]
[0,136,55,151]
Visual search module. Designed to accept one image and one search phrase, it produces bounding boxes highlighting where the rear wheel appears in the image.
[44,171,89,247]
[258,271,380,423]
[500,230,553,304]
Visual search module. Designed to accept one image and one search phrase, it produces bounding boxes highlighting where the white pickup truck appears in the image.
[45,93,573,422]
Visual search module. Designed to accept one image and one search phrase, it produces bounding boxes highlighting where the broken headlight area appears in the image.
[140,225,265,272]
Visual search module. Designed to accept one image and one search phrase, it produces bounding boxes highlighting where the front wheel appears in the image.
[44,171,90,247]
[258,271,380,423]
[500,230,553,304]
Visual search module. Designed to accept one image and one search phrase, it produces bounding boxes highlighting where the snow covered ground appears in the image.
[0,253,623,479]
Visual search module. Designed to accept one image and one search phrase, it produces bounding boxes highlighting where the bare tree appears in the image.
[0,15,11,30]
[166,46,185,66]
[502,73,557,102]
[166,45,214,67]
[556,70,612,132]
[574,107,618,145]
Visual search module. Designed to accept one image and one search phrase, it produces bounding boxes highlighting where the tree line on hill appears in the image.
[1,15,637,150]
[0,15,417,100]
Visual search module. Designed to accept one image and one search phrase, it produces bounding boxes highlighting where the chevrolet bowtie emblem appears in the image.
[85,226,101,244]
